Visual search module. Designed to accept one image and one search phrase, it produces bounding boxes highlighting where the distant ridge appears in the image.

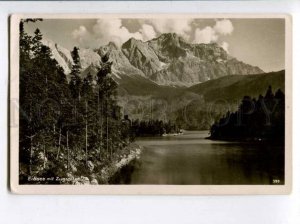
[188,70,285,102]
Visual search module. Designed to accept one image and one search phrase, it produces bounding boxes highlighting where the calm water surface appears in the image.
[118,131,284,185]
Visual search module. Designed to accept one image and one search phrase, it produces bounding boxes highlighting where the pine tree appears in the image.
[19,20,34,177]
[69,47,82,100]
[19,20,141,184]
[19,20,72,182]
[96,55,120,160]
[32,28,43,55]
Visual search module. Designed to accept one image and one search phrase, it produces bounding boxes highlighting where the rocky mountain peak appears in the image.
[42,33,264,87]
[123,33,264,86]
[124,37,142,44]
[154,32,184,42]
[96,42,146,81]
[42,38,73,74]
[42,38,100,75]
[97,42,118,57]
[107,41,118,50]
[122,37,164,78]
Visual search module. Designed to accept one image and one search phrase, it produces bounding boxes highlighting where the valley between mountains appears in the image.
[43,33,284,130]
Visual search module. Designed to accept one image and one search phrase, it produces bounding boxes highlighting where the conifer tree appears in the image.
[19,20,72,182]
[69,47,82,101]
[32,28,43,54]
[19,20,140,184]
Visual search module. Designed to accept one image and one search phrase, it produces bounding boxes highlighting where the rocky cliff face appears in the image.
[42,39,73,74]
[96,42,146,81]
[42,33,264,87]
[42,38,100,75]
[122,33,264,86]
[122,38,165,78]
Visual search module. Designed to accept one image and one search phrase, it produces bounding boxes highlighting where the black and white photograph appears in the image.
[9,14,292,194]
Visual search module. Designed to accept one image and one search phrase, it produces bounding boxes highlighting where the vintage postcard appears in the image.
[10,14,292,194]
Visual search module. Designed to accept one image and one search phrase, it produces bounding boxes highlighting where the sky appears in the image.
[24,18,285,72]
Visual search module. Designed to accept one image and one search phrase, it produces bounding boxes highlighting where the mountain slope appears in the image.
[42,38,100,75]
[122,38,165,77]
[122,33,264,86]
[96,42,146,81]
[42,39,73,74]
[42,33,264,87]
[117,70,284,128]
[118,70,284,102]
[188,70,285,102]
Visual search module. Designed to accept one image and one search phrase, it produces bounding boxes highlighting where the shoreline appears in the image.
[99,144,142,184]
[61,143,142,185]
[206,136,285,145]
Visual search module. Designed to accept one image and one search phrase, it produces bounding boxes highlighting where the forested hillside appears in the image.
[188,71,285,102]
[117,71,285,130]
[19,19,139,184]
[208,86,285,142]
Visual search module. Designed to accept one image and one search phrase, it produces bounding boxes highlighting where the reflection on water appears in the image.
[118,131,284,185]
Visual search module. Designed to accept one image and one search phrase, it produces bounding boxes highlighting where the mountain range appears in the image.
[42,33,284,129]
[43,33,264,87]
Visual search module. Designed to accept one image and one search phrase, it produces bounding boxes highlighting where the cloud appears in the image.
[92,19,143,47]
[221,41,229,52]
[140,24,157,41]
[214,19,234,35]
[194,26,218,44]
[146,19,193,39]
[71,18,234,50]
[193,19,233,52]
[72,26,95,48]
[72,19,160,48]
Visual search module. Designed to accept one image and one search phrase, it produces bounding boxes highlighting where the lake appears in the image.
[114,131,284,185]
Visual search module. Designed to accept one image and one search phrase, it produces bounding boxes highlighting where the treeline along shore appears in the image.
[208,86,285,143]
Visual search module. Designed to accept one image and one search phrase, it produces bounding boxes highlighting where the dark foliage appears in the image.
[209,86,285,142]
[130,119,181,137]
[19,20,132,184]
